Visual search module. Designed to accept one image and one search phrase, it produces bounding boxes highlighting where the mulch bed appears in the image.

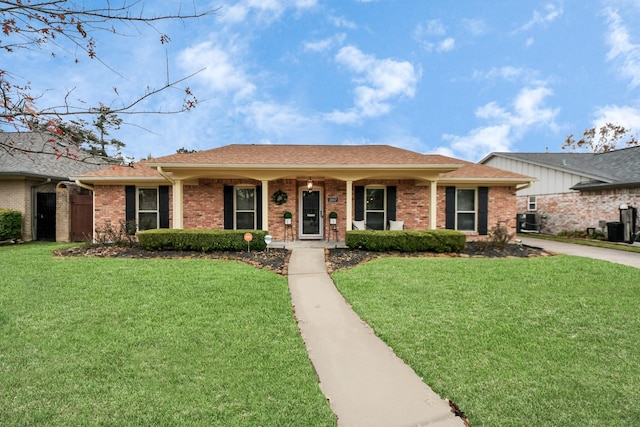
[54,241,547,276]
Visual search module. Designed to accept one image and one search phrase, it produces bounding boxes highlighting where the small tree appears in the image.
[562,123,639,153]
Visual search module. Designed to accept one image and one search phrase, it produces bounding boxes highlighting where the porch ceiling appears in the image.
[159,165,460,182]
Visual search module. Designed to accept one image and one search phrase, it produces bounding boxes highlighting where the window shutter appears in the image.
[125,186,136,235]
[386,186,397,222]
[445,186,455,230]
[223,185,234,230]
[354,186,364,221]
[478,187,489,235]
[159,186,170,229]
[256,185,262,230]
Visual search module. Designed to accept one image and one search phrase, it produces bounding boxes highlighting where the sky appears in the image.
[7,0,640,162]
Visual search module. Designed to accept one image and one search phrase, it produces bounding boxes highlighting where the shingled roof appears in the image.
[482,146,640,190]
[0,132,109,180]
[146,144,460,166]
[75,143,531,184]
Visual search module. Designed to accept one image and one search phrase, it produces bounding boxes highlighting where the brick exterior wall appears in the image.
[517,188,640,234]
[92,180,518,241]
[56,185,71,242]
[0,180,31,240]
[95,185,127,231]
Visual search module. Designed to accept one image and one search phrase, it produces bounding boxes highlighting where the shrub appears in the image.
[345,229,466,253]
[0,209,22,241]
[138,229,268,252]
[94,220,137,245]
[486,221,514,250]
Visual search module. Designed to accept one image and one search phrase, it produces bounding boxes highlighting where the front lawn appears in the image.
[0,243,336,426]
[333,255,640,426]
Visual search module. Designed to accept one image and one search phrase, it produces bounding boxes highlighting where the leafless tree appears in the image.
[562,122,639,153]
[0,1,218,160]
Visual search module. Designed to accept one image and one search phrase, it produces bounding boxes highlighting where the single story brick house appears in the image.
[481,147,640,240]
[72,144,533,241]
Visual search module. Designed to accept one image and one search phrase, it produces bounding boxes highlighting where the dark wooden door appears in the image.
[71,194,93,242]
[36,193,56,241]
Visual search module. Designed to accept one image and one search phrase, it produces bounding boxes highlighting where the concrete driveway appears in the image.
[518,236,640,269]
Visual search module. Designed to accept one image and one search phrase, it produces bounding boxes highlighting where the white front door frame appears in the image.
[298,187,323,239]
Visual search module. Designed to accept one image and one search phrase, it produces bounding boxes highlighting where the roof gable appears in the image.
[482,146,640,185]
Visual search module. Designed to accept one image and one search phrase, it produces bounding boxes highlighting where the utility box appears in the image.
[607,222,624,242]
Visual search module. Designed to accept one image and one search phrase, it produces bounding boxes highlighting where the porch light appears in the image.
[307,178,313,192]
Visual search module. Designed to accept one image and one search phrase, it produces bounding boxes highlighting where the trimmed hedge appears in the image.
[137,229,269,252]
[345,229,466,253]
[0,209,22,241]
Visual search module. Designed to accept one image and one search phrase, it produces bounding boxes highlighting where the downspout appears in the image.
[157,166,175,184]
[31,178,52,240]
[74,179,94,192]
[515,181,534,192]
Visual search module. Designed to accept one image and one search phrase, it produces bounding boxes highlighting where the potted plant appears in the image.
[283,211,292,225]
[329,211,338,225]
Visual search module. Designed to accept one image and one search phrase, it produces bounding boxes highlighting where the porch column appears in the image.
[173,180,184,229]
[346,180,353,231]
[429,180,437,230]
[261,180,269,231]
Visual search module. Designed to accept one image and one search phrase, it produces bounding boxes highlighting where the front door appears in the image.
[36,192,56,241]
[299,188,323,239]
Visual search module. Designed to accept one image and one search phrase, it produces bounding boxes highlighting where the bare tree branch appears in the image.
[0,1,219,161]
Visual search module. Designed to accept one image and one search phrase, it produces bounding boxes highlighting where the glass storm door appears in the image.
[299,189,323,239]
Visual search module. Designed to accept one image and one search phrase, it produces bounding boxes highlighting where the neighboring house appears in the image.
[71,144,533,242]
[480,147,640,239]
[0,132,109,241]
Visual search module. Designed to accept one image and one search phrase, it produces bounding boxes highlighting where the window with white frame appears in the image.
[456,189,476,231]
[235,187,256,229]
[138,188,159,231]
[528,195,537,211]
[365,187,386,230]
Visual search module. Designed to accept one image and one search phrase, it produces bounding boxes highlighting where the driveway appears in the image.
[519,236,640,269]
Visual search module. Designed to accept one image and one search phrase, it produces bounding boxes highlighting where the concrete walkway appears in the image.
[519,236,640,269]
[288,247,465,427]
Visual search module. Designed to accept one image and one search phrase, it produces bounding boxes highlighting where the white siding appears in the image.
[484,157,592,196]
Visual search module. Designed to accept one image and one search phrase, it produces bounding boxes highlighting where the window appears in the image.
[138,188,158,231]
[456,189,476,231]
[528,196,537,211]
[365,187,386,230]
[235,187,256,229]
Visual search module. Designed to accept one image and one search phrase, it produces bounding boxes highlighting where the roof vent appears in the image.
[562,159,568,166]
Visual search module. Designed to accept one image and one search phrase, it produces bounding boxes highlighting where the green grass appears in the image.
[0,243,336,426]
[333,255,640,426]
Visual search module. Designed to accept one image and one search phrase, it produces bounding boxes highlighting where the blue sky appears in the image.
[9,0,640,161]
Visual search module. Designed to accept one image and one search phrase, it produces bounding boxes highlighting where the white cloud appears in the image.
[462,18,487,36]
[438,86,559,160]
[178,41,256,101]
[592,105,640,133]
[443,125,512,161]
[414,19,456,53]
[326,46,420,123]
[438,38,455,52]
[329,15,358,29]
[242,101,313,136]
[603,8,640,88]
[304,33,346,53]
[519,3,563,31]
[218,0,317,24]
